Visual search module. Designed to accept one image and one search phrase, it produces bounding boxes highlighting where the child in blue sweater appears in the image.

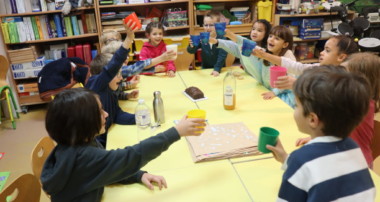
[267,66,375,201]
[187,11,227,77]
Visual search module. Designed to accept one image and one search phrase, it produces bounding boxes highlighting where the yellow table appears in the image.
[103,68,378,202]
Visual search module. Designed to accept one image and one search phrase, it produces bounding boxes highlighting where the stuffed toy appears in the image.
[62,0,94,15]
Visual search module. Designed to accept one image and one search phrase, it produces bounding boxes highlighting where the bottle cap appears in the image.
[154,91,161,97]
[138,99,145,104]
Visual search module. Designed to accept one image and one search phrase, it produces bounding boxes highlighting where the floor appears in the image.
[0,104,379,202]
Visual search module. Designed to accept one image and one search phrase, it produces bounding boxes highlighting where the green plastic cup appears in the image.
[258,127,279,153]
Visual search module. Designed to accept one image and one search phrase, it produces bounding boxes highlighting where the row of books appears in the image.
[0,0,82,15]
[1,13,97,44]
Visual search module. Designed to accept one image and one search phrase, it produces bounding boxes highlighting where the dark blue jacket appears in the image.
[85,46,135,145]
[187,36,228,72]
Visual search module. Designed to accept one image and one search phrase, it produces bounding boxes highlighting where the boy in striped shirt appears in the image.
[267,65,375,201]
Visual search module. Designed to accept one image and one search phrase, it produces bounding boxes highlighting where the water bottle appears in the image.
[223,69,236,110]
[153,91,165,125]
[135,99,151,141]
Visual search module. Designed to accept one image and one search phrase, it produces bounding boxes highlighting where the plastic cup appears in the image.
[215,22,227,37]
[242,39,257,57]
[190,35,201,46]
[124,12,142,30]
[258,127,280,153]
[200,32,210,44]
[166,44,178,60]
[270,66,287,88]
[187,109,206,132]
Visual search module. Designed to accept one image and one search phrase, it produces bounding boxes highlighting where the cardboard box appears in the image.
[17,83,39,93]
[12,68,42,79]
[10,56,45,71]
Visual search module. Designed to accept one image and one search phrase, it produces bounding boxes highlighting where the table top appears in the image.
[103,68,380,202]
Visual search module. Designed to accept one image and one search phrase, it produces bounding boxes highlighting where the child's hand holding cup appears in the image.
[258,127,280,153]
[200,32,210,44]
[270,66,287,88]
[166,44,178,60]
[242,39,257,57]
[190,35,201,47]
[175,109,206,136]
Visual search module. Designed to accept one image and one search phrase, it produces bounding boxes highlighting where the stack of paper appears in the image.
[186,122,260,162]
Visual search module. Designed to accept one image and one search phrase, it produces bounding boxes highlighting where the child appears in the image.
[267,66,375,201]
[139,22,176,77]
[252,35,358,89]
[296,53,380,167]
[211,25,296,108]
[187,11,228,77]
[41,88,206,201]
[85,21,137,147]
[100,29,140,90]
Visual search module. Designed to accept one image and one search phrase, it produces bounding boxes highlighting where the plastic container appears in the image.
[135,99,152,141]
[223,69,236,110]
[258,0,272,22]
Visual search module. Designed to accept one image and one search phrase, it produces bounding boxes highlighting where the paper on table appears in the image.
[0,172,10,192]
[186,122,260,162]
[183,91,208,102]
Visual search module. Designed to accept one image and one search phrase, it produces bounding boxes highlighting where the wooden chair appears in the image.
[31,136,55,181]
[0,173,41,202]
[0,55,19,129]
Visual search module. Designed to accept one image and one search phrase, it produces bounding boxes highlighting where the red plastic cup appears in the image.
[124,12,142,30]
[270,66,287,88]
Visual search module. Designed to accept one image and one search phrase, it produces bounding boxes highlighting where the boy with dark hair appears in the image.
[267,66,375,201]
[187,11,227,77]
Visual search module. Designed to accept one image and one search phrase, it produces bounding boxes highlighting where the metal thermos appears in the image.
[153,91,165,125]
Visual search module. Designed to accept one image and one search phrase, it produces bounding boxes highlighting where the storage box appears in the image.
[163,36,190,49]
[16,83,39,93]
[10,56,45,71]
[12,68,43,79]
[299,28,321,39]
[127,0,147,4]
[301,18,323,29]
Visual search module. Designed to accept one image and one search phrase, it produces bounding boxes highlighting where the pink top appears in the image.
[350,100,375,167]
[139,41,176,72]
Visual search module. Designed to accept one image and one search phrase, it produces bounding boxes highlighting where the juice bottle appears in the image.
[223,70,236,110]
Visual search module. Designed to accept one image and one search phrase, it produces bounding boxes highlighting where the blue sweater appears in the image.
[85,46,136,145]
[187,36,228,72]
[279,136,375,201]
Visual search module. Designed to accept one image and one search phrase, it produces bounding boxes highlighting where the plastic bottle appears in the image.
[223,70,236,110]
[153,91,165,125]
[135,99,151,141]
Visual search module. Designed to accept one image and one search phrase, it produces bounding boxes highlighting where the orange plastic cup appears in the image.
[124,12,142,30]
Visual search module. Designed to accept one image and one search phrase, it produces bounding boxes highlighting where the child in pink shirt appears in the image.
[139,22,176,77]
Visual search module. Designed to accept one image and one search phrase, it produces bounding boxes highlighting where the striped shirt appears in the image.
[278,136,375,202]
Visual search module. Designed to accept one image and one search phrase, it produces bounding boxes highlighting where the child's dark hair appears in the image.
[46,88,102,146]
[254,19,271,49]
[293,65,370,138]
[332,35,359,56]
[145,22,164,35]
[205,11,221,22]
[90,53,113,75]
[264,25,293,66]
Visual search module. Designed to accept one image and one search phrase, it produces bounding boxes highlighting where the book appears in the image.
[0,0,7,14]
[24,17,35,41]
[60,14,66,37]
[83,43,91,64]
[9,0,18,14]
[4,0,13,14]
[53,14,63,37]
[55,0,65,10]
[67,46,75,57]
[15,0,25,13]
[63,16,73,36]
[80,13,88,33]
[75,44,84,60]
[35,15,44,40]
[88,13,97,33]
[30,16,40,40]
[8,22,20,43]
[16,21,27,42]
[39,0,47,11]
[24,0,33,13]
[78,19,84,35]
[31,0,41,12]
[48,15,57,38]
[71,15,80,35]
[45,15,53,38]
[39,16,49,39]
[101,20,123,25]
[85,14,92,33]
[1,23,10,43]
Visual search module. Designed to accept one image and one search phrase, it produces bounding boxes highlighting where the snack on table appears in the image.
[185,86,205,100]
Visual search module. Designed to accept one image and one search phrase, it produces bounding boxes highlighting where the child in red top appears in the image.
[139,22,176,77]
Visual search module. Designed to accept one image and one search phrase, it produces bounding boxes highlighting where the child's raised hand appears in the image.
[123,20,137,49]
[209,38,218,44]
[189,39,194,48]
[127,90,139,99]
[295,137,311,147]
[274,75,296,90]
[266,139,288,164]
[211,71,220,77]
[141,173,167,191]
[159,50,176,62]
[251,47,266,58]
[261,91,276,100]
[175,115,206,137]
[167,70,176,77]
[210,30,217,38]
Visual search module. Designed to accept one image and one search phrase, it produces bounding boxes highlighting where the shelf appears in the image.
[0,7,94,17]
[194,23,252,34]
[293,37,329,42]
[117,26,190,34]
[299,58,319,63]
[18,95,48,106]
[99,0,188,8]
[5,33,99,45]
[194,0,250,2]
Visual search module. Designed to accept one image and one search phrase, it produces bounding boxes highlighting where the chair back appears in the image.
[372,120,380,160]
[0,55,9,87]
[31,136,55,181]
[0,173,41,202]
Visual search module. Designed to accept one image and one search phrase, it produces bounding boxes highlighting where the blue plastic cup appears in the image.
[200,32,210,44]
[215,22,226,37]
[190,35,201,46]
[242,39,257,57]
